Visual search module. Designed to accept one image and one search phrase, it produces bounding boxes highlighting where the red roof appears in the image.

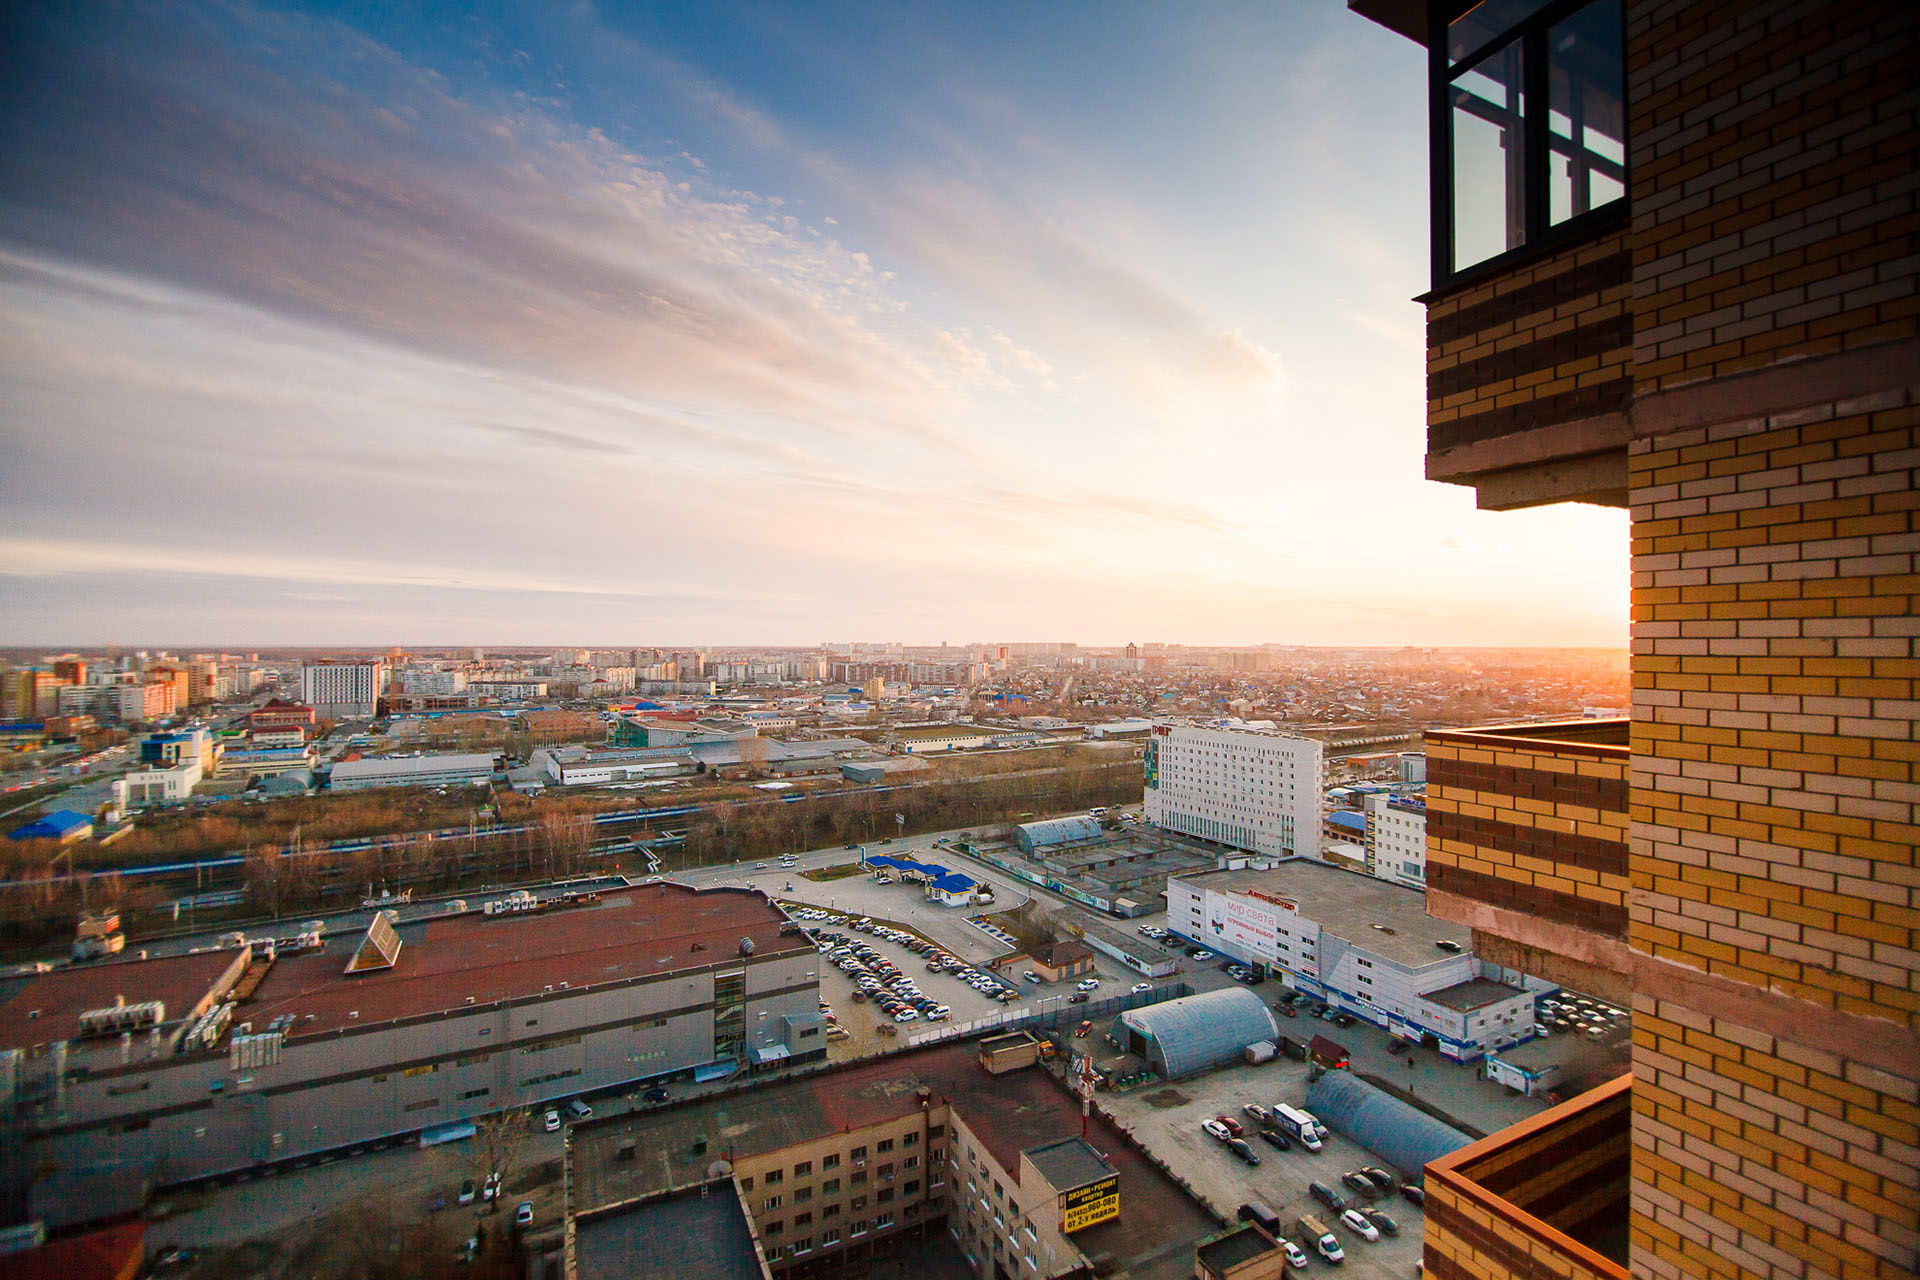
[7,1222,145,1280]
[247,883,808,1039]
[0,950,240,1052]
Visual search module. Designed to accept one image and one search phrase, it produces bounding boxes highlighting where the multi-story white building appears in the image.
[1364,794,1426,889]
[114,680,178,725]
[1142,721,1323,860]
[300,661,384,718]
[1166,862,1537,1061]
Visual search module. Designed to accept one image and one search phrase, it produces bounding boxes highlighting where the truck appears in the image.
[1274,1103,1325,1151]
[1295,1214,1345,1264]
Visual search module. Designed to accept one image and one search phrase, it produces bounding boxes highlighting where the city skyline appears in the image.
[2,1,1626,646]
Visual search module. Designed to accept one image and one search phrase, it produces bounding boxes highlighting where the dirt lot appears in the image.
[1096,1054,1426,1280]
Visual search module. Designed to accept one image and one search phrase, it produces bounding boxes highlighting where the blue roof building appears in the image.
[9,809,93,844]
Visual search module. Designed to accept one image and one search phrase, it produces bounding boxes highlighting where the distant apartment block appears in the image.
[113,680,177,726]
[1363,793,1426,889]
[1347,1,1920,1275]
[299,661,383,718]
[1142,721,1323,859]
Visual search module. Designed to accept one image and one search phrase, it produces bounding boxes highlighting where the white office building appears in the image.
[300,661,384,718]
[1365,794,1427,889]
[1167,862,1537,1060]
[1142,721,1323,860]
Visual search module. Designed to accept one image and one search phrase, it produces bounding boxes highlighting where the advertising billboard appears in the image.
[1206,891,1279,963]
[1061,1174,1121,1233]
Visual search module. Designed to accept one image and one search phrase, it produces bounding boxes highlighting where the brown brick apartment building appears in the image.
[1350,2,1917,1278]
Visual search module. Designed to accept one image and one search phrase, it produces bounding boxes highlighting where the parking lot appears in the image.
[1095,1052,1425,1279]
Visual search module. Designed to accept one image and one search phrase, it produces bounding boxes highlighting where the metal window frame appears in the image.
[1429,0,1629,289]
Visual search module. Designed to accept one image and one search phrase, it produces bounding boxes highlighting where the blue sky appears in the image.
[0,0,1628,647]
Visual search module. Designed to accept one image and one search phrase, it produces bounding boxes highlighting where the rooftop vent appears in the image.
[739,937,755,956]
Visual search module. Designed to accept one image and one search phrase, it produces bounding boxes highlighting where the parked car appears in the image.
[1360,1166,1397,1192]
[1309,1181,1346,1212]
[1340,1208,1380,1241]
[1214,1114,1244,1138]
[1226,1137,1261,1165]
[1400,1184,1427,1209]
[1242,1103,1271,1124]
[1076,978,1099,991]
[544,1110,561,1132]
[1259,1127,1292,1151]
[1068,992,1090,1004]
[458,1179,477,1205]
[515,1201,534,1227]
[1363,1208,1400,1237]
[1277,1239,1310,1269]
[1343,1170,1380,1198]
[1131,983,1154,994]
[1201,1118,1232,1142]
[566,1099,592,1120]
[1023,971,1042,984]
[1074,1020,1093,1037]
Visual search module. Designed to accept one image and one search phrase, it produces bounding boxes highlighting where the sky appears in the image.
[0,1,1630,649]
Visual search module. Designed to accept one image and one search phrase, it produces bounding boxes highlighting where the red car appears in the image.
[1074,1020,1093,1037]
[1214,1114,1244,1138]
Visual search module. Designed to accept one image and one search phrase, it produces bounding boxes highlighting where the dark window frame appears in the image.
[1429,0,1628,290]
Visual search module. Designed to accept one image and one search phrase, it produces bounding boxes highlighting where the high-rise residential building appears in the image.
[1142,721,1323,859]
[299,660,384,718]
[1347,2,1918,1277]
[114,681,177,726]
[51,658,87,686]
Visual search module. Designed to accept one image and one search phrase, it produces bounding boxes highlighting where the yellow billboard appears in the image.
[1061,1174,1120,1232]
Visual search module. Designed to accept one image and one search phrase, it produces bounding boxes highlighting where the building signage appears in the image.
[1207,892,1279,963]
[1061,1174,1120,1232]
[1248,889,1297,913]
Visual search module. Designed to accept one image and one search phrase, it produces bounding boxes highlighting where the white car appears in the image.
[1280,1239,1310,1269]
[1076,979,1100,992]
[1340,1209,1380,1242]
[1201,1118,1232,1142]
[1242,1103,1270,1124]
[544,1110,561,1132]
[1131,983,1154,994]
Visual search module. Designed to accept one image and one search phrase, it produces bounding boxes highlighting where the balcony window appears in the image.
[1433,0,1625,282]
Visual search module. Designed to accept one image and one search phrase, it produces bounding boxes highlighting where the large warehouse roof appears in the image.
[1306,1070,1471,1181]
[1015,815,1103,849]
[1120,987,1277,1079]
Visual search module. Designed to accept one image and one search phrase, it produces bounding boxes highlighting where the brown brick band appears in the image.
[1427,863,1628,936]
[1429,250,1633,346]
[1429,313,1635,402]
[1430,757,1629,813]
[1430,378,1634,452]
[1428,809,1627,876]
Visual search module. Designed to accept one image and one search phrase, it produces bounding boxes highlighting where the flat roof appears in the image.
[1025,1136,1113,1192]
[1426,977,1529,1011]
[1195,1224,1278,1272]
[1176,861,1472,968]
[574,1182,765,1280]
[330,752,494,779]
[0,950,240,1052]
[240,884,808,1040]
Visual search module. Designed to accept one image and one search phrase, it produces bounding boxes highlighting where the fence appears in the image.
[907,983,1193,1049]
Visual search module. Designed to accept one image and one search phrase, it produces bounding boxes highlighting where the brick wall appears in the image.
[1627,0,1920,394]
[1426,727,1633,943]
[1628,401,1920,1279]
[1424,1077,1633,1280]
[1427,233,1635,454]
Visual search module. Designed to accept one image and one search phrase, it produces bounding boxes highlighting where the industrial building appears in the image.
[1142,721,1323,860]
[567,1039,1218,1280]
[1114,987,1277,1079]
[1167,862,1538,1059]
[328,751,497,792]
[2,884,822,1217]
[958,824,1216,918]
